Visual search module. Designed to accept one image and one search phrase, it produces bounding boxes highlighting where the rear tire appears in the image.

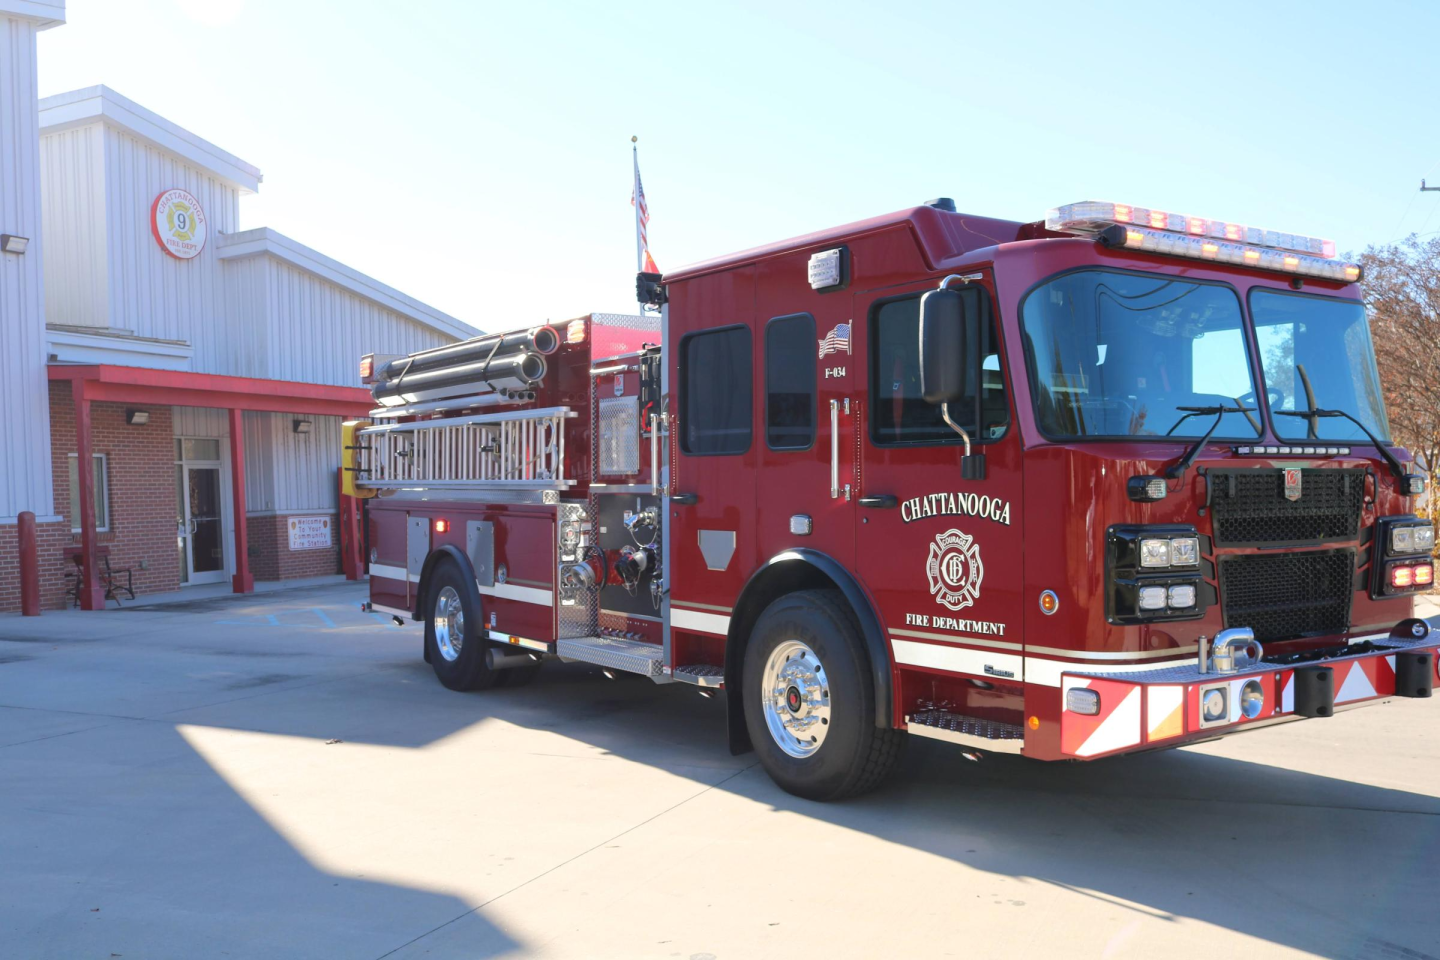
[424,560,498,692]
[742,589,904,801]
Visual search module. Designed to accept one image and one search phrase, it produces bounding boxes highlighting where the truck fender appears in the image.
[723,549,893,755]
[415,545,484,660]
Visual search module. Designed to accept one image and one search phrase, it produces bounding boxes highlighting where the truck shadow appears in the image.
[19,586,1432,960]
[171,646,1440,960]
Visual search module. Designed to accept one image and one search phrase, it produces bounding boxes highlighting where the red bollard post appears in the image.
[18,511,41,616]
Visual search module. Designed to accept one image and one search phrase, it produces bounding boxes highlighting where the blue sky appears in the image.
[38,0,1440,329]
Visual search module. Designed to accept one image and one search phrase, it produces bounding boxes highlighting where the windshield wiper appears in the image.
[1274,407,1408,481]
[1165,405,1256,482]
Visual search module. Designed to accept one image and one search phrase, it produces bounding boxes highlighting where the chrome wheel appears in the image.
[761,639,831,758]
[433,586,465,662]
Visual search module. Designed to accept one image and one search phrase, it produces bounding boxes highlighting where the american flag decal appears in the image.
[818,322,851,359]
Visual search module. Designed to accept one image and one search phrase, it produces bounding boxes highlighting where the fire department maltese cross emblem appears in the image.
[926,528,984,611]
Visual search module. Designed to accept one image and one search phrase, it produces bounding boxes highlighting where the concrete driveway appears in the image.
[2,582,1438,960]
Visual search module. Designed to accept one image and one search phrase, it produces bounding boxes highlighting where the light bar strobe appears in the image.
[1045,201,1362,283]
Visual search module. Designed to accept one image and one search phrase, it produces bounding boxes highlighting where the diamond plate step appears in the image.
[557,635,663,677]
[905,707,1024,754]
[672,664,724,688]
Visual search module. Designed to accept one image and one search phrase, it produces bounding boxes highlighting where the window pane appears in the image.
[870,295,1008,444]
[1019,270,1258,439]
[682,327,752,455]
[1251,290,1389,443]
[68,457,78,528]
[68,454,107,532]
[765,315,816,449]
[93,456,107,529]
[183,438,221,461]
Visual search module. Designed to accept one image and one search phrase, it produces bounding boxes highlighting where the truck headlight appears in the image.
[1390,523,1434,556]
[1170,537,1199,567]
[1138,586,1168,610]
[1167,584,1196,608]
[1139,539,1171,568]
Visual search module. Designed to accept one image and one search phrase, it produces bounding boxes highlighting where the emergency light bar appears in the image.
[1045,201,1362,283]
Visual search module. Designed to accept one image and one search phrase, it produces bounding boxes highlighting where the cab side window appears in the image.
[681,325,752,455]
[765,314,816,450]
[869,293,1008,445]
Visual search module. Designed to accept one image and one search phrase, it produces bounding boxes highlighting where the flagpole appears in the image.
[631,135,643,274]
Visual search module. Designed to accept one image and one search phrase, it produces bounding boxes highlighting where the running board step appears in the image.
[557,636,663,677]
[671,664,724,688]
[905,707,1024,755]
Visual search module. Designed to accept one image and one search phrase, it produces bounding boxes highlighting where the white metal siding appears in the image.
[172,406,229,439]
[0,14,55,521]
[103,124,240,361]
[220,253,268,379]
[241,412,341,514]
[39,121,107,327]
[242,410,274,512]
[257,258,449,387]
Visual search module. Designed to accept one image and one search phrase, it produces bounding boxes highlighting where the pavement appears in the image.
[1,582,1438,960]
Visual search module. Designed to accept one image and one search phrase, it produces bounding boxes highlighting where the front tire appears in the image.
[742,589,904,801]
[424,560,498,692]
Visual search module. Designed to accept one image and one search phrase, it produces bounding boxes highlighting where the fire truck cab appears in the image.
[351,199,1438,801]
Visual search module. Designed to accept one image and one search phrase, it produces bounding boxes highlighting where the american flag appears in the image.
[818,322,851,358]
[631,167,658,274]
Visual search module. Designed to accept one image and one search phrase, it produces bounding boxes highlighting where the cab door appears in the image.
[666,269,759,670]
[752,251,856,592]
[852,275,1026,722]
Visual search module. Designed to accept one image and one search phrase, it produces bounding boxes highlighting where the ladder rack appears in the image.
[355,406,576,493]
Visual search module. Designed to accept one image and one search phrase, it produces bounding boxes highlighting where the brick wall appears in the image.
[0,518,71,613]
[38,381,181,608]
[247,512,340,581]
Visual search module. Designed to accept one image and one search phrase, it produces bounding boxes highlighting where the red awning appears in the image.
[48,364,371,418]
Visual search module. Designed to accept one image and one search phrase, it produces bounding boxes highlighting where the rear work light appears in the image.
[1045,201,1362,283]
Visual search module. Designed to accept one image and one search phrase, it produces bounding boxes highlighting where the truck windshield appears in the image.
[1021,269,1261,439]
[1251,289,1389,443]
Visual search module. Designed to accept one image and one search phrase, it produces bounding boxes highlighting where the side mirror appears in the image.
[919,282,985,480]
[918,287,976,405]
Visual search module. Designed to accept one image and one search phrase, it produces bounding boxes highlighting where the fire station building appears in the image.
[0,3,474,610]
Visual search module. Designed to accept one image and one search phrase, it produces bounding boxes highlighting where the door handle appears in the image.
[830,399,840,498]
[858,494,897,509]
[671,493,698,505]
[650,413,660,496]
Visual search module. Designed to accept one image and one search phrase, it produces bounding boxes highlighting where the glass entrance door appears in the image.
[176,438,227,585]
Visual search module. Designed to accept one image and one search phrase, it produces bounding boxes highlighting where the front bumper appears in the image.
[1057,619,1438,759]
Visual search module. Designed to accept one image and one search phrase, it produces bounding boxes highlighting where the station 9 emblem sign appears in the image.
[150,188,207,260]
[926,528,984,611]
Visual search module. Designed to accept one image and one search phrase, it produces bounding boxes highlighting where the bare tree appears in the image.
[1359,235,1440,534]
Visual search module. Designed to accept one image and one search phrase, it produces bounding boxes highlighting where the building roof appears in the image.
[39,85,262,193]
[217,227,477,342]
[0,0,65,29]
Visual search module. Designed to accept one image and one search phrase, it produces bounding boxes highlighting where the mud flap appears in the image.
[1294,666,1335,718]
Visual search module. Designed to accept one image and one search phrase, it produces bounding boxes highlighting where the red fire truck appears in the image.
[347,199,1438,800]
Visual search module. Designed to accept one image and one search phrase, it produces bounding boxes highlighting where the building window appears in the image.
[680,325,752,455]
[67,453,109,533]
[869,294,1009,445]
[765,314,817,450]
